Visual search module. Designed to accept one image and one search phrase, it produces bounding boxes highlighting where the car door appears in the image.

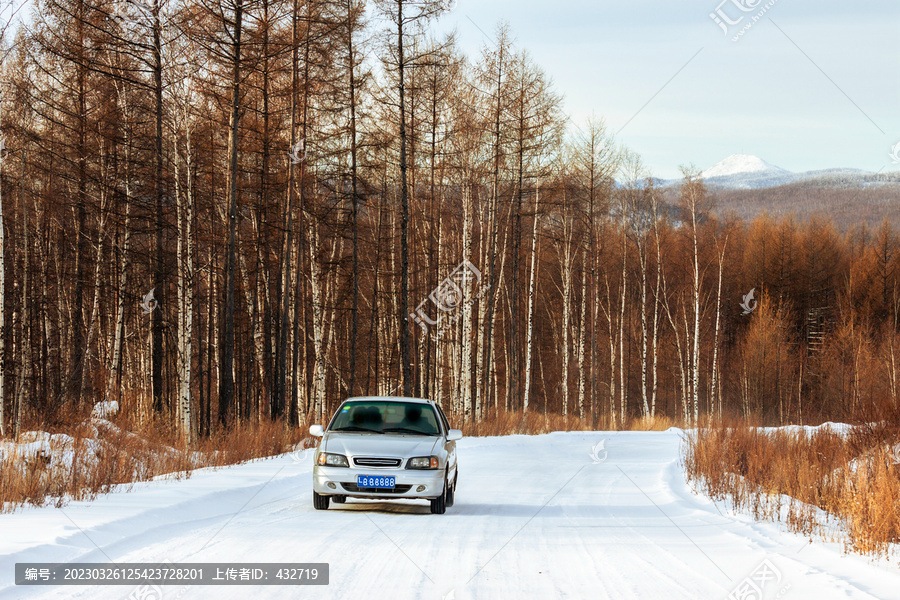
[435,404,457,479]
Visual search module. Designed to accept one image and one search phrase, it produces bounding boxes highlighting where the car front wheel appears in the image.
[313,491,330,510]
[446,471,456,508]
[430,475,448,514]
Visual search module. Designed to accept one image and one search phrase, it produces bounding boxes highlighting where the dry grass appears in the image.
[625,414,677,431]
[0,412,303,514]
[456,408,676,436]
[461,408,611,437]
[684,419,900,558]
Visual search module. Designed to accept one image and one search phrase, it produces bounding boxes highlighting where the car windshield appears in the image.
[329,401,441,436]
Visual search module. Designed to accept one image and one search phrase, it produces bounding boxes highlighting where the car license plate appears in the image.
[358,475,395,489]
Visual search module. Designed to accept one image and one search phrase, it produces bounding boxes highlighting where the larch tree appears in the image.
[0,0,23,437]
[375,0,444,397]
[571,118,617,420]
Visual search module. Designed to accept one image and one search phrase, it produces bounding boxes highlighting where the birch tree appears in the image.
[171,61,196,441]
[678,167,709,425]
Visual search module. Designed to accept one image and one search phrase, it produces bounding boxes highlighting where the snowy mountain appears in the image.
[700,154,795,189]
[694,154,891,190]
[701,154,789,180]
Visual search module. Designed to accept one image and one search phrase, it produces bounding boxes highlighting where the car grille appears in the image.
[341,483,412,494]
[353,457,402,467]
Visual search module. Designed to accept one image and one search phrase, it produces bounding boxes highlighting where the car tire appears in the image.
[430,475,448,514]
[313,491,330,510]
[446,472,456,508]
[332,495,346,504]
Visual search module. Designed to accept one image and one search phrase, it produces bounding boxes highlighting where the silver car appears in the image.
[309,397,461,514]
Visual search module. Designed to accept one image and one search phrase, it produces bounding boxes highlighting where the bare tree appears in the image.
[571,118,617,420]
[376,0,443,396]
[171,60,197,441]
[0,0,23,436]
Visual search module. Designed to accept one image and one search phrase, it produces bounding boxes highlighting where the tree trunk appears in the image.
[219,0,244,426]
[710,237,727,420]
[151,0,165,414]
[618,217,628,425]
[308,218,326,421]
[347,0,361,398]
[523,180,540,413]
[106,103,132,404]
[577,249,587,419]
[14,156,30,437]
[561,194,573,418]
[174,99,195,442]
[639,231,650,418]
[397,0,413,396]
[0,92,6,437]
[80,170,110,406]
[461,185,475,418]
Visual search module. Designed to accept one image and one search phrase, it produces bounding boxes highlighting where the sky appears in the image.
[433,0,899,180]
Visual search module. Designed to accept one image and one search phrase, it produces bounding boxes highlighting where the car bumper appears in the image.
[313,466,445,499]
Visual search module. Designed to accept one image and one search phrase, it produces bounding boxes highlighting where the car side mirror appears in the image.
[309,425,324,437]
[447,429,462,442]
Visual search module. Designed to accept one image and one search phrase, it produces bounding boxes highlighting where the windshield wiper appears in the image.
[383,427,437,436]
[332,426,383,433]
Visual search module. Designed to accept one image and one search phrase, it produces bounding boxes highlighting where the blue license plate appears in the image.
[357,475,395,489]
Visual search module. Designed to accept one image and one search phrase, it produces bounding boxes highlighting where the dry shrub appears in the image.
[460,408,618,437]
[194,419,305,467]
[626,415,676,431]
[457,409,675,436]
[684,419,900,559]
[0,414,304,514]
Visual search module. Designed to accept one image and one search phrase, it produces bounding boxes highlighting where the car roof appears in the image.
[342,396,433,405]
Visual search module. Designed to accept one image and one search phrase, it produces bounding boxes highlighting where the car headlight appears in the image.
[317,452,349,467]
[407,456,439,470]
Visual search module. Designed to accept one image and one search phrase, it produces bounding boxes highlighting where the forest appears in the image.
[1,0,898,444]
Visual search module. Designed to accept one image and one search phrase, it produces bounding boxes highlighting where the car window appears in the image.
[436,405,451,434]
[329,401,440,435]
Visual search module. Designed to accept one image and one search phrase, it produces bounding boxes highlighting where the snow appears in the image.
[756,421,855,437]
[661,168,897,191]
[701,154,789,179]
[90,401,120,420]
[660,155,894,190]
[2,430,899,599]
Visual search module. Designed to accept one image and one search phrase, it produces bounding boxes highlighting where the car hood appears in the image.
[323,432,440,457]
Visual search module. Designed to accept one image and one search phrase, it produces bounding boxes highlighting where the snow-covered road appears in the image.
[2,430,898,599]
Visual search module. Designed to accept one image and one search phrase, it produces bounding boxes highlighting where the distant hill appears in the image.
[656,155,900,229]
[706,179,900,230]
[659,154,900,191]
[700,154,792,189]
